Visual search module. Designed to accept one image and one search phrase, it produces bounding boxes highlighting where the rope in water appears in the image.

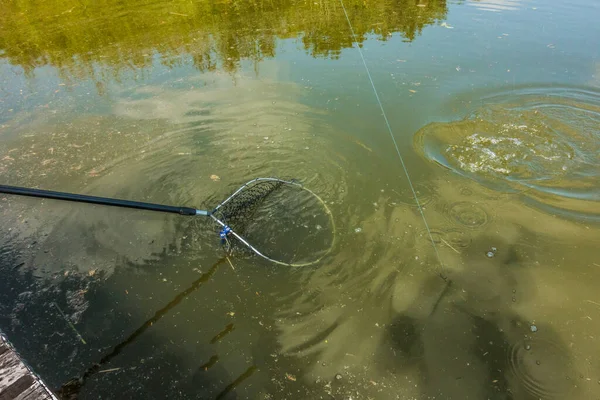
[338,0,447,280]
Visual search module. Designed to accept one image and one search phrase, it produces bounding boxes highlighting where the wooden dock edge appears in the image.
[0,331,59,400]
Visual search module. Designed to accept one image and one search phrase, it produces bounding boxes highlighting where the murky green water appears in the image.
[1,0,599,398]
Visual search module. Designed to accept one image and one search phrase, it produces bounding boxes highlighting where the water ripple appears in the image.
[507,337,577,399]
[467,0,521,12]
[1,77,349,277]
[414,86,600,221]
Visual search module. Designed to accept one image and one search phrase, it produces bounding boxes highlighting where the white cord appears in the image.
[338,0,447,279]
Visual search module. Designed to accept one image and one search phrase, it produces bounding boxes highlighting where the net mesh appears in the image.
[210,178,334,266]
[212,179,285,234]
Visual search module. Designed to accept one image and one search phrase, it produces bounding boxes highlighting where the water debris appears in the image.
[169,11,189,17]
[335,373,343,380]
[440,238,460,254]
[98,367,121,373]
[210,174,221,182]
[586,299,600,307]
[440,22,454,29]
[530,325,538,332]
[286,373,297,381]
[354,227,362,233]
[226,256,235,271]
[353,139,372,152]
[59,6,76,14]
[53,302,87,345]
[409,89,417,93]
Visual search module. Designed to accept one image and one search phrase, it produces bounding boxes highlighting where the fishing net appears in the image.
[210,178,335,266]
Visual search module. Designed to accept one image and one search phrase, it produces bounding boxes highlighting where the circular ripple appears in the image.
[447,202,489,229]
[393,183,436,207]
[507,338,576,399]
[444,228,472,248]
[414,86,600,220]
[460,187,473,197]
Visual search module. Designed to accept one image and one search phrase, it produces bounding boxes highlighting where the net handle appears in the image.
[0,184,209,216]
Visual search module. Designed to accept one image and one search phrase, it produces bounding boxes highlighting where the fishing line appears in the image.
[338,0,447,279]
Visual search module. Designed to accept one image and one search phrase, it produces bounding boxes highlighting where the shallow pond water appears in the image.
[1,0,599,398]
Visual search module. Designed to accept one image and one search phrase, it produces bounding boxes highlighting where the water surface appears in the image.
[1,0,599,398]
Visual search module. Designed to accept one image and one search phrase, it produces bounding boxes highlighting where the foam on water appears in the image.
[414,87,600,221]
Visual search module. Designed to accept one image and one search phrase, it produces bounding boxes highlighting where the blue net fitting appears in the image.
[219,225,232,243]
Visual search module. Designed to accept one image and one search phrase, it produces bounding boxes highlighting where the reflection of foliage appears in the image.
[0,0,446,79]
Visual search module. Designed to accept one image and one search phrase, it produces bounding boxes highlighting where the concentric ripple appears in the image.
[507,338,577,399]
[414,87,600,220]
[392,182,436,207]
[447,201,489,228]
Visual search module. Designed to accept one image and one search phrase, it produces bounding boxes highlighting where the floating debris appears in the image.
[286,373,297,381]
[530,325,538,332]
[354,227,362,233]
[210,174,220,182]
[53,302,86,345]
[99,367,121,373]
[440,238,460,254]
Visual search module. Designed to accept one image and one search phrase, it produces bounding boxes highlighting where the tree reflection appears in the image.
[0,0,447,79]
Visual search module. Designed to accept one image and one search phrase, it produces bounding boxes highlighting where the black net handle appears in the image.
[0,184,201,216]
